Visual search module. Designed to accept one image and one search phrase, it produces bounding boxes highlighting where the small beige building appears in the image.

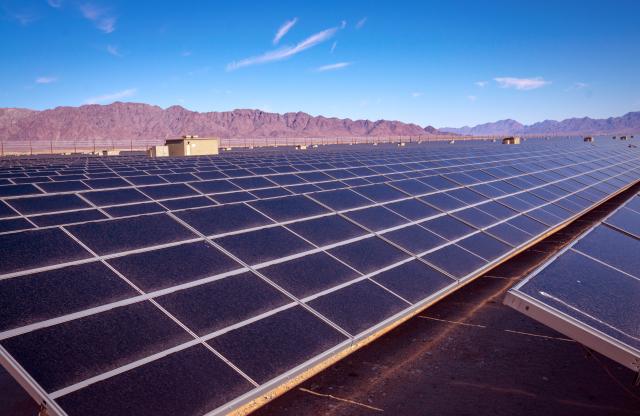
[502,136,521,145]
[148,145,169,157]
[165,135,219,156]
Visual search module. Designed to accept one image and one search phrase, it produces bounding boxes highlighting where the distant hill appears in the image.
[2,103,637,142]
[441,111,640,136]
[0,102,446,141]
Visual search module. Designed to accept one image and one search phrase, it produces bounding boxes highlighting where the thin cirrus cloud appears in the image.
[84,88,137,104]
[411,92,423,98]
[227,26,339,71]
[494,76,551,90]
[467,95,477,102]
[35,76,57,84]
[356,17,367,29]
[316,62,352,72]
[47,0,62,7]
[572,82,589,89]
[475,81,488,87]
[4,7,38,25]
[273,17,298,45]
[564,82,589,92]
[106,45,122,57]
[79,3,116,33]
[330,41,337,53]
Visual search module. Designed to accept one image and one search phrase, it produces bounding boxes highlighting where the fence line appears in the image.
[0,135,507,156]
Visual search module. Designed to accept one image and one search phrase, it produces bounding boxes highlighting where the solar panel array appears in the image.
[1,139,639,416]
[506,189,640,372]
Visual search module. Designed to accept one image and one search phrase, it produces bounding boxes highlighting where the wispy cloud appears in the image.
[273,17,298,45]
[356,17,367,29]
[181,50,192,57]
[330,41,337,53]
[566,82,589,91]
[47,0,63,8]
[475,81,488,87]
[411,92,423,98]
[80,3,116,33]
[84,88,137,104]
[106,44,122,57]
[316,62,352,72]
[227,26,339,71]
[340,20,347,29]
[3,6,38,25]
[96,17,115,33]
[494,76,550,90]
[35,76,57,84]
[467,95,477,102]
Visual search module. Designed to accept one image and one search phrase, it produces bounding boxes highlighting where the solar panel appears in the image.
[1,139,640,416]
[505,191,640,373]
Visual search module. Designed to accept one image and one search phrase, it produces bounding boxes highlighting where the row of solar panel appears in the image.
[0,150,563,177]
[1,159,640,404]
[2,142,639,416]
[0,146,604,194]
[0,142,582,169]
[509,193,640,352]
[0,153,554,179]
[1,153,638,278]
[0,149,635,236]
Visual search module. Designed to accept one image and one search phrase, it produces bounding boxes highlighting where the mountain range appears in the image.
[441,111,640,136]
[0,102,442,141]
[0,103,638,142]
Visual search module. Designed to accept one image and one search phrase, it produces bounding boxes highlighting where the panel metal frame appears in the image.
[504,290,640,372]
[504,191,640,374]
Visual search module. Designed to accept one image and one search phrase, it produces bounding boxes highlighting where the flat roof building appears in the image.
[502,136,521,145]
[164,135,219,156]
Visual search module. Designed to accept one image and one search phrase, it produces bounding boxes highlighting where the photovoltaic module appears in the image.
[1,138,639,416]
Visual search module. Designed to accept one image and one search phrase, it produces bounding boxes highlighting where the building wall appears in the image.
[166,139,219,156]
[166,142,186,156]
[184,139,219,155]
[148,145,169,157]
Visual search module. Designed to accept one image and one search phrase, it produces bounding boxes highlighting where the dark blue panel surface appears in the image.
[0,228,91,275]
[307,279,407,335]
[108,241,241,291]
[56,345,253,416]
[67,214,195,255]
[208,306,347,384]
[157,271,290,336]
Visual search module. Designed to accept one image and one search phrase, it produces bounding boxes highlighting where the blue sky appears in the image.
[1,0,639,127]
